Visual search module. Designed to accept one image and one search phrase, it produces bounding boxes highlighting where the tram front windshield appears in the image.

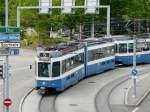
[38,62,50,77]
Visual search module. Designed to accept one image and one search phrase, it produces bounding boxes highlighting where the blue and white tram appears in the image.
[114,35,150,65]
[35,39,115,92]
[86,41,115,76]
[35,49,85,91]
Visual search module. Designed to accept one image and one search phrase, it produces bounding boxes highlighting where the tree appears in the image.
[0,0,5,26]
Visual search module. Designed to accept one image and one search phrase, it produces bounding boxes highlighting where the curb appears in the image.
[125,74,150,106]
[19,88,35,112]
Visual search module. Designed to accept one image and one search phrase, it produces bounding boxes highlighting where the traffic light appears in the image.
[0,65,3,79]
[0,60,4,79]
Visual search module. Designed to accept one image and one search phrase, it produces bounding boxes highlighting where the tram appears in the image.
[35,38,115,91]
[114,35,150,65]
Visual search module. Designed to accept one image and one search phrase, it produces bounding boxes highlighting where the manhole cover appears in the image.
[88,81,96,83]
[69,104,78,106]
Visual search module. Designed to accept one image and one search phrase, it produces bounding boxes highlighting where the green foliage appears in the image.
[125,0,150,19]
[1,0,150,47]
[0,0,5,26]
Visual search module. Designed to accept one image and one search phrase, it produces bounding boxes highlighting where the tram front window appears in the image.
[38,62,50,77]
[119,43,127,53]
[52,61,60,77]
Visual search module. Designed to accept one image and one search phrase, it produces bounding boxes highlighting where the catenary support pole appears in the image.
[91,17,95,38]
[107,6,110,37]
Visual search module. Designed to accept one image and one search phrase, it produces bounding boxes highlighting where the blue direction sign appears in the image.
[132,68,138,76]
[8,34,20,41]
[0,34,20,41]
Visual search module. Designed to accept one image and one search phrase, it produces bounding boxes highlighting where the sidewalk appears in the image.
[125,73,150,106]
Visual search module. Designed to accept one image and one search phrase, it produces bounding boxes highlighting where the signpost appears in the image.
[1,0,20,112]
[132,35,137,98]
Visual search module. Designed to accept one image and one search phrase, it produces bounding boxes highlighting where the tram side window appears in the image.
[119,44,127,53]
[38,62,49,77]
[143,42,149,51]
[96,48,105,59]
[115,44,118,53]
[109,46,115,56]
[128,43,133,53]
[78,53,84,63]
[73,54,84,67]
[65,59,70,72]
[147,42,150,50]
[52,61,60,77]
[136,42,148,52]
[62,54,84,74]
[106,47,111,57]
[88,48,105,62]
[100,48,105,58]
[88,50,95,61]
[62,60,66,74]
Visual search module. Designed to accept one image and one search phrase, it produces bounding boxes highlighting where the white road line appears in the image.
[132,107,139,112]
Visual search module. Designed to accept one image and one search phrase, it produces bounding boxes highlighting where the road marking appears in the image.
[132,107,139,112]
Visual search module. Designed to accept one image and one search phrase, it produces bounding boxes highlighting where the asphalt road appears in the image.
[0,49,36,112]
[54,64,150,112]
[55,67,132,112]
[135,93,150,112]
[1,49,150,112]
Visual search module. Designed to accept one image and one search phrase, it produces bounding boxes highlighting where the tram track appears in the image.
[39,94,57,112]
[95,64,150,112]
[19,64,150,112]
[19,88,35,112]
[19,88,58,112]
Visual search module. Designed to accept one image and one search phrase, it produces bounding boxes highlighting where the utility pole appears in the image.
[91,17,95,38]
[4,0,10,112]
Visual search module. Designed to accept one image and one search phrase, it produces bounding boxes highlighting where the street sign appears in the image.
[0,48,19,56]
[7,27,20,33]
[8,34,20,41]
[0,34,20,41]
[0,42,20,48]
[132,68,138,76]
[0,28,7,33]
[0,49,9,56]
[3,98,12,107]
[0,27,20,33]
[10,48,20,55]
